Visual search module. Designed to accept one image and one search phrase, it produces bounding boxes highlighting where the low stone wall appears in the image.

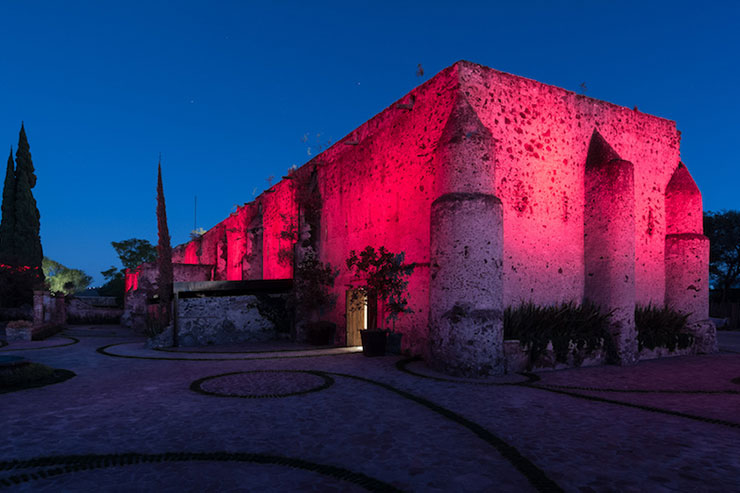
[67,297,123,324]
[5,322,63,341]
[176,294,288,347]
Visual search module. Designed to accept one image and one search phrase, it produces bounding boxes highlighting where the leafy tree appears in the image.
[13,123,43,280]
[98,268,125,302]
[704,210,740,301]
[111,238,157,269]
[99,239,156,303]
[42,257,92,295]
[156,161,173,329]
[346,246,415,329]
[0,147,16,264]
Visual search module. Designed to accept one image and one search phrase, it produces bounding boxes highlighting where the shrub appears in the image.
[504,302,613,368]
[635,304,693,351]
[0,362,55,388]
[292,248,338,316]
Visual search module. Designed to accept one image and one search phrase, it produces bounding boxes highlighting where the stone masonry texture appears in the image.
[126,60,713,372]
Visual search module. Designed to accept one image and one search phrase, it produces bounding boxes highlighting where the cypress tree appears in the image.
[156,160,173,330]
[13,123,43,281]
[0,147,16,264]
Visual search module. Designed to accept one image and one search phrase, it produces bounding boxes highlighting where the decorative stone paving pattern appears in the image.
[192,370,334,398]
[97,341,362,361]
[3,326,740,492]
[566,389,740,427]
[534,353,740,391]
[156,340,340,354]
[0,337,79,352]
[62,328,134,338]
[0,452,400,492]
[327,370,563,493]
[398,358,532,385]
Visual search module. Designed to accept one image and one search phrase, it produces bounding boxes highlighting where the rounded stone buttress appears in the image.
[428,192,504,376]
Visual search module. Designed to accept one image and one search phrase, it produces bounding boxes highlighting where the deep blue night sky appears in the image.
[0,1,738,284]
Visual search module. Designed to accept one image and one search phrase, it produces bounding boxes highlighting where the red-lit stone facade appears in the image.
[127,61,716,375]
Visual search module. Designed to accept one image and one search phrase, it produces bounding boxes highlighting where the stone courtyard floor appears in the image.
[1,326,739,492]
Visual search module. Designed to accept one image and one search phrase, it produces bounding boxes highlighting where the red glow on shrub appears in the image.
[0,264,38,272]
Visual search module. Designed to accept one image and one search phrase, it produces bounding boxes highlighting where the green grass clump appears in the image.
[635,304,692,351]
[504,302,612,368]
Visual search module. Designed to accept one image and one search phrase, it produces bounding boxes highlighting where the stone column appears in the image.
[43,292,53,323]
[664,163,716,353]
[584,130,638,365]
[33,290,45,326]
[54,295,67,326]
[428,95,504,377]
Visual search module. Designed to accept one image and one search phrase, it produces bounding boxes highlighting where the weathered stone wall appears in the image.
[161,60,709,364]
[67,296,123,324]
[33,290,66,327]
[460,63,679,307]
[176,294,286,346]
[123,263,214,330]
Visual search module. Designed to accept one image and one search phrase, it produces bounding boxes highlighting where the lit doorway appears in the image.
[346,289,366,346]
[346,289,377,346]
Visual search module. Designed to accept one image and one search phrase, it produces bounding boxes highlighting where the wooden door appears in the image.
[346,289,366,346]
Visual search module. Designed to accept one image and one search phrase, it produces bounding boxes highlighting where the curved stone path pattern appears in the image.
[191,370,335,399]
[1,325,739,492]
[0,336,78,352]
[97,341,362,361]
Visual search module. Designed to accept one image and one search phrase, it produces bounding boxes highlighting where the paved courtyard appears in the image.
[1,326,739,492]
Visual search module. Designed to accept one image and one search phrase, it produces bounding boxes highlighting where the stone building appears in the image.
[125,60,715,376]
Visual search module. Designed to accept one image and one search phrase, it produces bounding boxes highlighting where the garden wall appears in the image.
[175,293,288,346]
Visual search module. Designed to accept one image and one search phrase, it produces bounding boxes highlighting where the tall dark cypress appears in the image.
[14,123,43,280]
[0,148,16,264]
[156,160,173,330]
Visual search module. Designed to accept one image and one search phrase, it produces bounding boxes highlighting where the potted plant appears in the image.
[346,246,415,356]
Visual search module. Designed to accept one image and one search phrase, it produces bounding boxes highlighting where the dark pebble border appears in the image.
[0,369,76,395]
[155,345,334,355]
[0,452,403,492]
[0,337,79,352]
[96,342,360,362]
[398,357,740,431]
[534,382,740,395]
[190,370,334,399]
[325,369,564,493]
[395,357,537,386]
[528,383,740,429]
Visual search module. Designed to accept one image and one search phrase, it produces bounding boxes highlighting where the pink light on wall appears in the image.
[124,268,139,292]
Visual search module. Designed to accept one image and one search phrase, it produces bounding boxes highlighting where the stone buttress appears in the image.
[664,163,716,353]
[584,130,638,365]
[428,94,505,376]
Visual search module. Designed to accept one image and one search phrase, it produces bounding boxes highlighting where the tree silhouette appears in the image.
[156,160,173,330]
